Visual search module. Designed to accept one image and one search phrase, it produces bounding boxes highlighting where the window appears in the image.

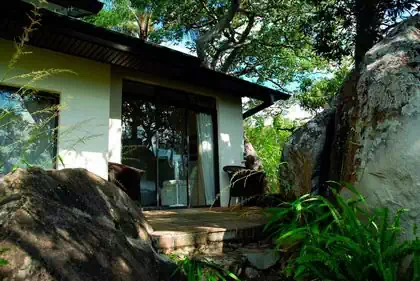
[0,86,59,174]
[121,80,218,208]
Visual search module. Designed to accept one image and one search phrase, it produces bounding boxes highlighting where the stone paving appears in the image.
[144,207,268,254]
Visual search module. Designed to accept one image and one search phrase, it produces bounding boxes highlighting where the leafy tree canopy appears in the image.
[89,0,419,114]
[89,0,328,90]
[296,59,352,113]
[305,0,420,67]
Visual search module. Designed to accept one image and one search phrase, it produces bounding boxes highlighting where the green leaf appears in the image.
[57,154,65,167]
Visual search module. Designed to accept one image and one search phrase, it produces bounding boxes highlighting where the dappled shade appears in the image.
[0,168,182,281]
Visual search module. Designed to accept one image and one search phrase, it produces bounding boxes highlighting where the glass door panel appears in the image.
[157,104,188,207]
[121,80,217,209]
[121,99,158,207]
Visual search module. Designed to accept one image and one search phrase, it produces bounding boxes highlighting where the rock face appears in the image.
[0,168,180,281]
[280,15,420,239]
[279,109,335,198]
[341,15,420,240]
[244,267,260,280]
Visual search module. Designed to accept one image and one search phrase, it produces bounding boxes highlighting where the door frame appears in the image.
[121,79,220,209]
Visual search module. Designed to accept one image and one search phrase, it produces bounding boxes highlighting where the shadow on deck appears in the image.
[144,207,268,254]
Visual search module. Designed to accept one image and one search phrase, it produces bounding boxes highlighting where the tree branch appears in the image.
[256,40,293,49]
[188,19,216,29]
[220,12,255,73]
[266,78,287,91]
[199,0,218,21]
[278,127,296,132]
[196,0,241,66]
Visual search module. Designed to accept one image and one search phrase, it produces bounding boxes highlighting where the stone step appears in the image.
[144,207,268,254]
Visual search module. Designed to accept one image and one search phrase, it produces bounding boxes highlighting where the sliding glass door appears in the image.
[121,98,158,207]
[158,104,188,207]
[121,80,218,208]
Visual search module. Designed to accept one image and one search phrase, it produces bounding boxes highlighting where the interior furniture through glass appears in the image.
[121,80,217,208]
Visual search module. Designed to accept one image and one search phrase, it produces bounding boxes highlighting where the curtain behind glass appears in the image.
[197,113,215,205]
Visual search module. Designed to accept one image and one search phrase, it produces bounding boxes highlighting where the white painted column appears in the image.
[108,73,123,164]
[217,95,244,207]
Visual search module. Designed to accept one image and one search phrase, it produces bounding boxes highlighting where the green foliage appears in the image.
[244,115,296,193]
[90,0,419,90]
[87,0,133,29]
[304,0,419,65]
[171,255,241,281]
[0,248,9,266]
[265,184,420,281]
[264,193,335,249]
[86,0,178,39]
[89,0,329,89]
[296,60,352,112]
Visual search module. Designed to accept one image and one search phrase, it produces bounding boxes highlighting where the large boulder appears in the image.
[0,168,181,281]
[279,109,335,199]
[279,15,420,217]
[340,15,420,240]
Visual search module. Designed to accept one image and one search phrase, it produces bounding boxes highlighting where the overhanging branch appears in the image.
[220,12,255,73]
[196,0,241,66]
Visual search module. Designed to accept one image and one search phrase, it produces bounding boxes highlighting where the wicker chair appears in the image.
[223,165,265,207]
[108,162,144,201]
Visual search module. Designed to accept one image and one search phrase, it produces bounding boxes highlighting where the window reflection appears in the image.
[122,81,217,208]
[0,87,58,174]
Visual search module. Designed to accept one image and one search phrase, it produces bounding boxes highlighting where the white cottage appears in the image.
[0,0,289,208]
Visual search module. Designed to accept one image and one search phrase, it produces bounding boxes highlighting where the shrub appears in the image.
[265,184,420,281]
[244,115,295,193]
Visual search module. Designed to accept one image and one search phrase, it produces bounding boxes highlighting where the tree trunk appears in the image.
[136,11,152,40]
[354,0,380,69]
[326,0,381,186]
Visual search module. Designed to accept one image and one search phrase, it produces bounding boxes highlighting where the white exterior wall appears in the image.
[0,39,111,179]
[0,39,244,205]
[217,95,244,206]
[109,72,123,163]
[110,67,244,206]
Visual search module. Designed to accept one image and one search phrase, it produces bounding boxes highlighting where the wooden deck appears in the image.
[144,207,268,254]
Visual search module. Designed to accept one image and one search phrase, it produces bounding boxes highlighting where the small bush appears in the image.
[244,115,295,193]
[265,183,420,281]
